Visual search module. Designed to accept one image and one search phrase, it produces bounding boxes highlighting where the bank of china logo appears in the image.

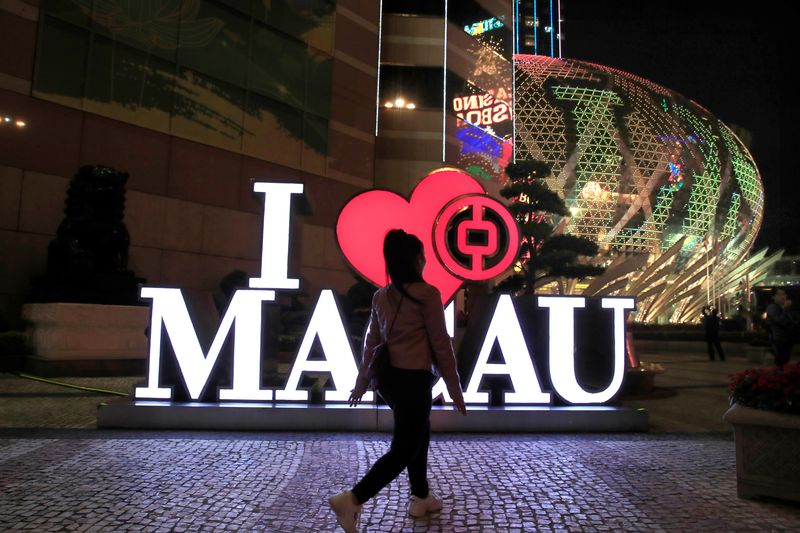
[336,168,519,302]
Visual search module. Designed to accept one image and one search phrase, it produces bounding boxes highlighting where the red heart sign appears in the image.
[336,168,485,304]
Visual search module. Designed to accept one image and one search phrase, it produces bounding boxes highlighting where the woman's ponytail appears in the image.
[383,229,424,300]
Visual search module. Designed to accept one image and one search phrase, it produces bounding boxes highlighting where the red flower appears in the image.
[729,363,800,415]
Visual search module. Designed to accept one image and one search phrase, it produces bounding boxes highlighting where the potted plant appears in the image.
[723,363,800,502]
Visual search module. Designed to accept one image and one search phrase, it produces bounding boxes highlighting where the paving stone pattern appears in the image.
[1,433,799,532]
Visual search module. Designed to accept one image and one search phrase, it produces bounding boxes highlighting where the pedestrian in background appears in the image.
[701,306,725,361]
[766,288,796,366]
[328,229,467,533]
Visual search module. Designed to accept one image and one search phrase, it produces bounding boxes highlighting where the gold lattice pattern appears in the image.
[720,193,742,242]
[675,106,721,237]
[613,186,674,252]
[551,86,623,238]
[721,127,764,260]
[513,55,765,320]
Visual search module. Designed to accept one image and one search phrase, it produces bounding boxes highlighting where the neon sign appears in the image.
[464,17,504,37]
[336,169,518,303]
[135,169,635,406]
[452,93,511,128]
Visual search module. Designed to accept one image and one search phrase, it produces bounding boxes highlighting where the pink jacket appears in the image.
[357,282,463,401]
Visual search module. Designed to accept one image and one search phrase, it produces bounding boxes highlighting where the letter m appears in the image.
[135,287,275,401]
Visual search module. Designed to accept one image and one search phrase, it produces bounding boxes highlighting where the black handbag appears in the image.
[365,293,404,391]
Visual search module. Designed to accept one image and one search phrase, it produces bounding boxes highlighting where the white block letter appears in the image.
[463,295,551,404]
[538,296,634,404]
[601,297,636,402]
[250,182,304,289]
[136,288,275,401]
[276,290,374,402]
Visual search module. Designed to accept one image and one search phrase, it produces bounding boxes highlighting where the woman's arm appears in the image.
[351,294,381,402]
[420,286,466,412]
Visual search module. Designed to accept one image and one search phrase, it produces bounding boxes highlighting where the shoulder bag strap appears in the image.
[384,288,404,344]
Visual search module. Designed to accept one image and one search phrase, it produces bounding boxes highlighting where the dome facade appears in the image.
[513,55,765,321]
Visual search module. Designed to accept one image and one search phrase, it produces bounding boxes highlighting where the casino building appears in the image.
[377,0,771,323]
[0,0,769,327]
[0,0,380,327]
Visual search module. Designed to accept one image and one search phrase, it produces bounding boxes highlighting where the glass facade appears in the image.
[33,0,335,166]
[515,0,562,57]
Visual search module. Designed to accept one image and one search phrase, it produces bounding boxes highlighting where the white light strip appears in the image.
[557,0,563,58]
[512,0,517,55]
[375,0,384,137]
[442,0,448,162]
[431,302,456,403]
[445,300,455,337]
[512,2,516,164]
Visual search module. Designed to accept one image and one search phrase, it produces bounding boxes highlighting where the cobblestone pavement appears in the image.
[1,431,798,532]
[2,355,799,530]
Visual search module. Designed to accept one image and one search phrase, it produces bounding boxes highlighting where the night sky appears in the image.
[563,0,795,253]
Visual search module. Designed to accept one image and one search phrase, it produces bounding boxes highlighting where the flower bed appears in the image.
[728,363,800,415]
[725,363,800,502]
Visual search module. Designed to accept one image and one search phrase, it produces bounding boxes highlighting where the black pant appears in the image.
[352,367,434,504]
[706,336,725,360]
[773,340,793,366]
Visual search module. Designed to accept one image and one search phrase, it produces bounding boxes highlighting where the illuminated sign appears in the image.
[336,169,518,303]
[452,93,511,129]
[464,17,504,37]
[135,169,635,407]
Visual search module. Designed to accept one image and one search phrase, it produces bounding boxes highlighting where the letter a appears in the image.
[463,295,551,404]
[276,290,374,402]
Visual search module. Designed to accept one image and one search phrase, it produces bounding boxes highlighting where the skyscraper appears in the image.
[515,0,563,57]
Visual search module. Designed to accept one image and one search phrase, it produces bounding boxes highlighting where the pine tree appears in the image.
[497,160,605,295]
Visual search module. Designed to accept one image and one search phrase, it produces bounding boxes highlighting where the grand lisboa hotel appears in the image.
[373,1,774,325]
[512,56,770,323]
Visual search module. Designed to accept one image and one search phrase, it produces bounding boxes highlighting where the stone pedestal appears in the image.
[21,303,149,376]
[724,404,800,502]
[98,402,649,433]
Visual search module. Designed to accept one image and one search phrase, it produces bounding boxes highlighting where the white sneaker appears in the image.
[408,492,443,517]
[328,491,362,533]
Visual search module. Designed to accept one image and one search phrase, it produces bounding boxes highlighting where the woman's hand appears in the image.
[349,379,368,406]
[453,395,467,416]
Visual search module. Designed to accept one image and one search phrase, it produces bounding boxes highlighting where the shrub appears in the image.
[729,363,800,415]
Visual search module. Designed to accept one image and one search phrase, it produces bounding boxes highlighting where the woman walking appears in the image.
[328,229,467,532]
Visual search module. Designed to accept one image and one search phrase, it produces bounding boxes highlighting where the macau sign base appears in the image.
[97,401,648,433]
